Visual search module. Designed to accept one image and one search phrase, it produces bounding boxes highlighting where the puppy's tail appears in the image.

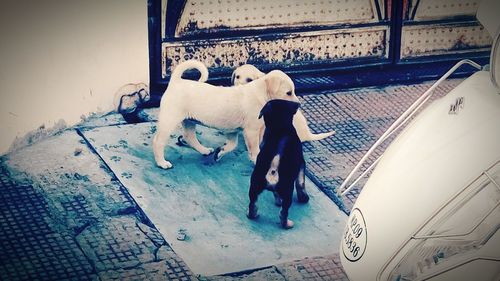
[170,60,209,82]
[301,130,336,142]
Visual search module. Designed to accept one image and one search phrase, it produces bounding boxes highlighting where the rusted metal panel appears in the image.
[413,0,480,21]
[175,0,379,37]
[162,27,389,77]
[401,24,491,58]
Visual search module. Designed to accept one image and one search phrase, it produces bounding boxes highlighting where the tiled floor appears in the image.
[299,79,462,212]
[0,78,462,280]
[0,165,96,280]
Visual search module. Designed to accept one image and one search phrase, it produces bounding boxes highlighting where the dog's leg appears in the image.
[243,127,261,163]
[295,163,310,203]
[277,183,294,229]
[181,120,214,155]
[293,111,335,142]
[273,192,282,207]
[213,131,238,161]
[175,120,190,147]
[243,131,252,160]
[153,115,183,169]
[247,180,264,220]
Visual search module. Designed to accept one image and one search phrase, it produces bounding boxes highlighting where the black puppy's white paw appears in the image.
[280,217,294,229]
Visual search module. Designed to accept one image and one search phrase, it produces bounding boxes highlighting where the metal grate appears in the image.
[62,195,92,216]
[299,79,463,212]
[2,128,199,280]
[0,164,96,281]
[295,76,337,89]
[76,217,157,271]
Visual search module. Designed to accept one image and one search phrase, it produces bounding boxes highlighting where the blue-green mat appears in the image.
[81,123,346,275]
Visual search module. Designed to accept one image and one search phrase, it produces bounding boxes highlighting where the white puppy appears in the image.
[153,60,300,169]
[231,64,265,86]
[232,64,335,142]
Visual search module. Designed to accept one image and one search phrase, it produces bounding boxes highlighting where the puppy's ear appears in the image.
[258,102,272,119]
[265,75,281,97]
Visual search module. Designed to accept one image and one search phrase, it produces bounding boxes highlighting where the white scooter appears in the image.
[338,0,500,280]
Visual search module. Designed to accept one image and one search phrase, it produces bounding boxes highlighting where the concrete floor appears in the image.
[81,122,347,275]
[0,78,462,280]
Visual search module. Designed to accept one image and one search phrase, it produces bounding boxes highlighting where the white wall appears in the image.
[0,0,149,155]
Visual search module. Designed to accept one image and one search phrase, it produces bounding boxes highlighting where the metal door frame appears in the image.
[147,0,490,98]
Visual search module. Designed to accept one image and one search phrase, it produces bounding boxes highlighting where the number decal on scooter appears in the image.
[342,208,367,262]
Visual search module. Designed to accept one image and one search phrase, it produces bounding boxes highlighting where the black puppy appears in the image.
[247,99,310,229]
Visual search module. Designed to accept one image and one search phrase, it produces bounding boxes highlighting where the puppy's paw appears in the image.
[157,160,173,169]
[280,214,294,229]
[297,193,310,204]
[281,219,294,229]
[200,147,214,156]
[247,207,259,220]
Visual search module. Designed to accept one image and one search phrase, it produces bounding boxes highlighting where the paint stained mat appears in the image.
[80,123,346,276]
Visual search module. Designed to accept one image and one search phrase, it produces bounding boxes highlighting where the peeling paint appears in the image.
[162,27,389,77]
[413,0,480,20]
[401,24,491,58]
